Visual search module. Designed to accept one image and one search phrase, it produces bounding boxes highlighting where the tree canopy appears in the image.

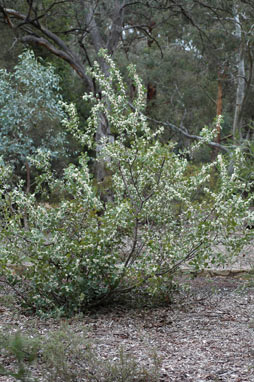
[1,0,254,153]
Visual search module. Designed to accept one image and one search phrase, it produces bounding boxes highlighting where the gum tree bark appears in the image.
[232,8,246,144]
[212,68,226,159]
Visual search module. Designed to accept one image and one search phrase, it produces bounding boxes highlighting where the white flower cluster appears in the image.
[0,53,253,314]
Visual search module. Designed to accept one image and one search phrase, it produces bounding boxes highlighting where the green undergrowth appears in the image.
[0,328,161,382]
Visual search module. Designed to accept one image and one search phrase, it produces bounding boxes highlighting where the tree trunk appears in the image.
[146,21,157,115]
[25,161,31,194]
[215,71,223,147]
[95,112,114,183]
[212,70,224,159]
[232,10,245,144]
[85,2,124,183]
[146,82,157,114]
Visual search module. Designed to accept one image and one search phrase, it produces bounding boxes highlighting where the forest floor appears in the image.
[1,270,254,382]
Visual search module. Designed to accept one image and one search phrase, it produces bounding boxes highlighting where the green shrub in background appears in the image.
[0,50,70,187]
[0,51,253,316]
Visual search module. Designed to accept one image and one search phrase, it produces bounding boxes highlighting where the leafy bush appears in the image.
[0,50,68,186]
[0,52,254,315]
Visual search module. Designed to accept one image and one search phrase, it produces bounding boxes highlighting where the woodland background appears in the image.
[1,0,254,174]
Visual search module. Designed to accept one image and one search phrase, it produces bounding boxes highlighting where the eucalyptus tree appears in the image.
[230,2,254,144]
[184,0,254,145]
[0,50,66,192]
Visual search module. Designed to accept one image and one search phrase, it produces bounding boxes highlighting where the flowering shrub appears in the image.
[0,52,253,316]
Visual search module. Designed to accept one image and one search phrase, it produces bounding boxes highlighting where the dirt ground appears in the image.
[1,270,254,382]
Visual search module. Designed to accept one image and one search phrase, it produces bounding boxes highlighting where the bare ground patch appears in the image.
[1,273,254,382]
